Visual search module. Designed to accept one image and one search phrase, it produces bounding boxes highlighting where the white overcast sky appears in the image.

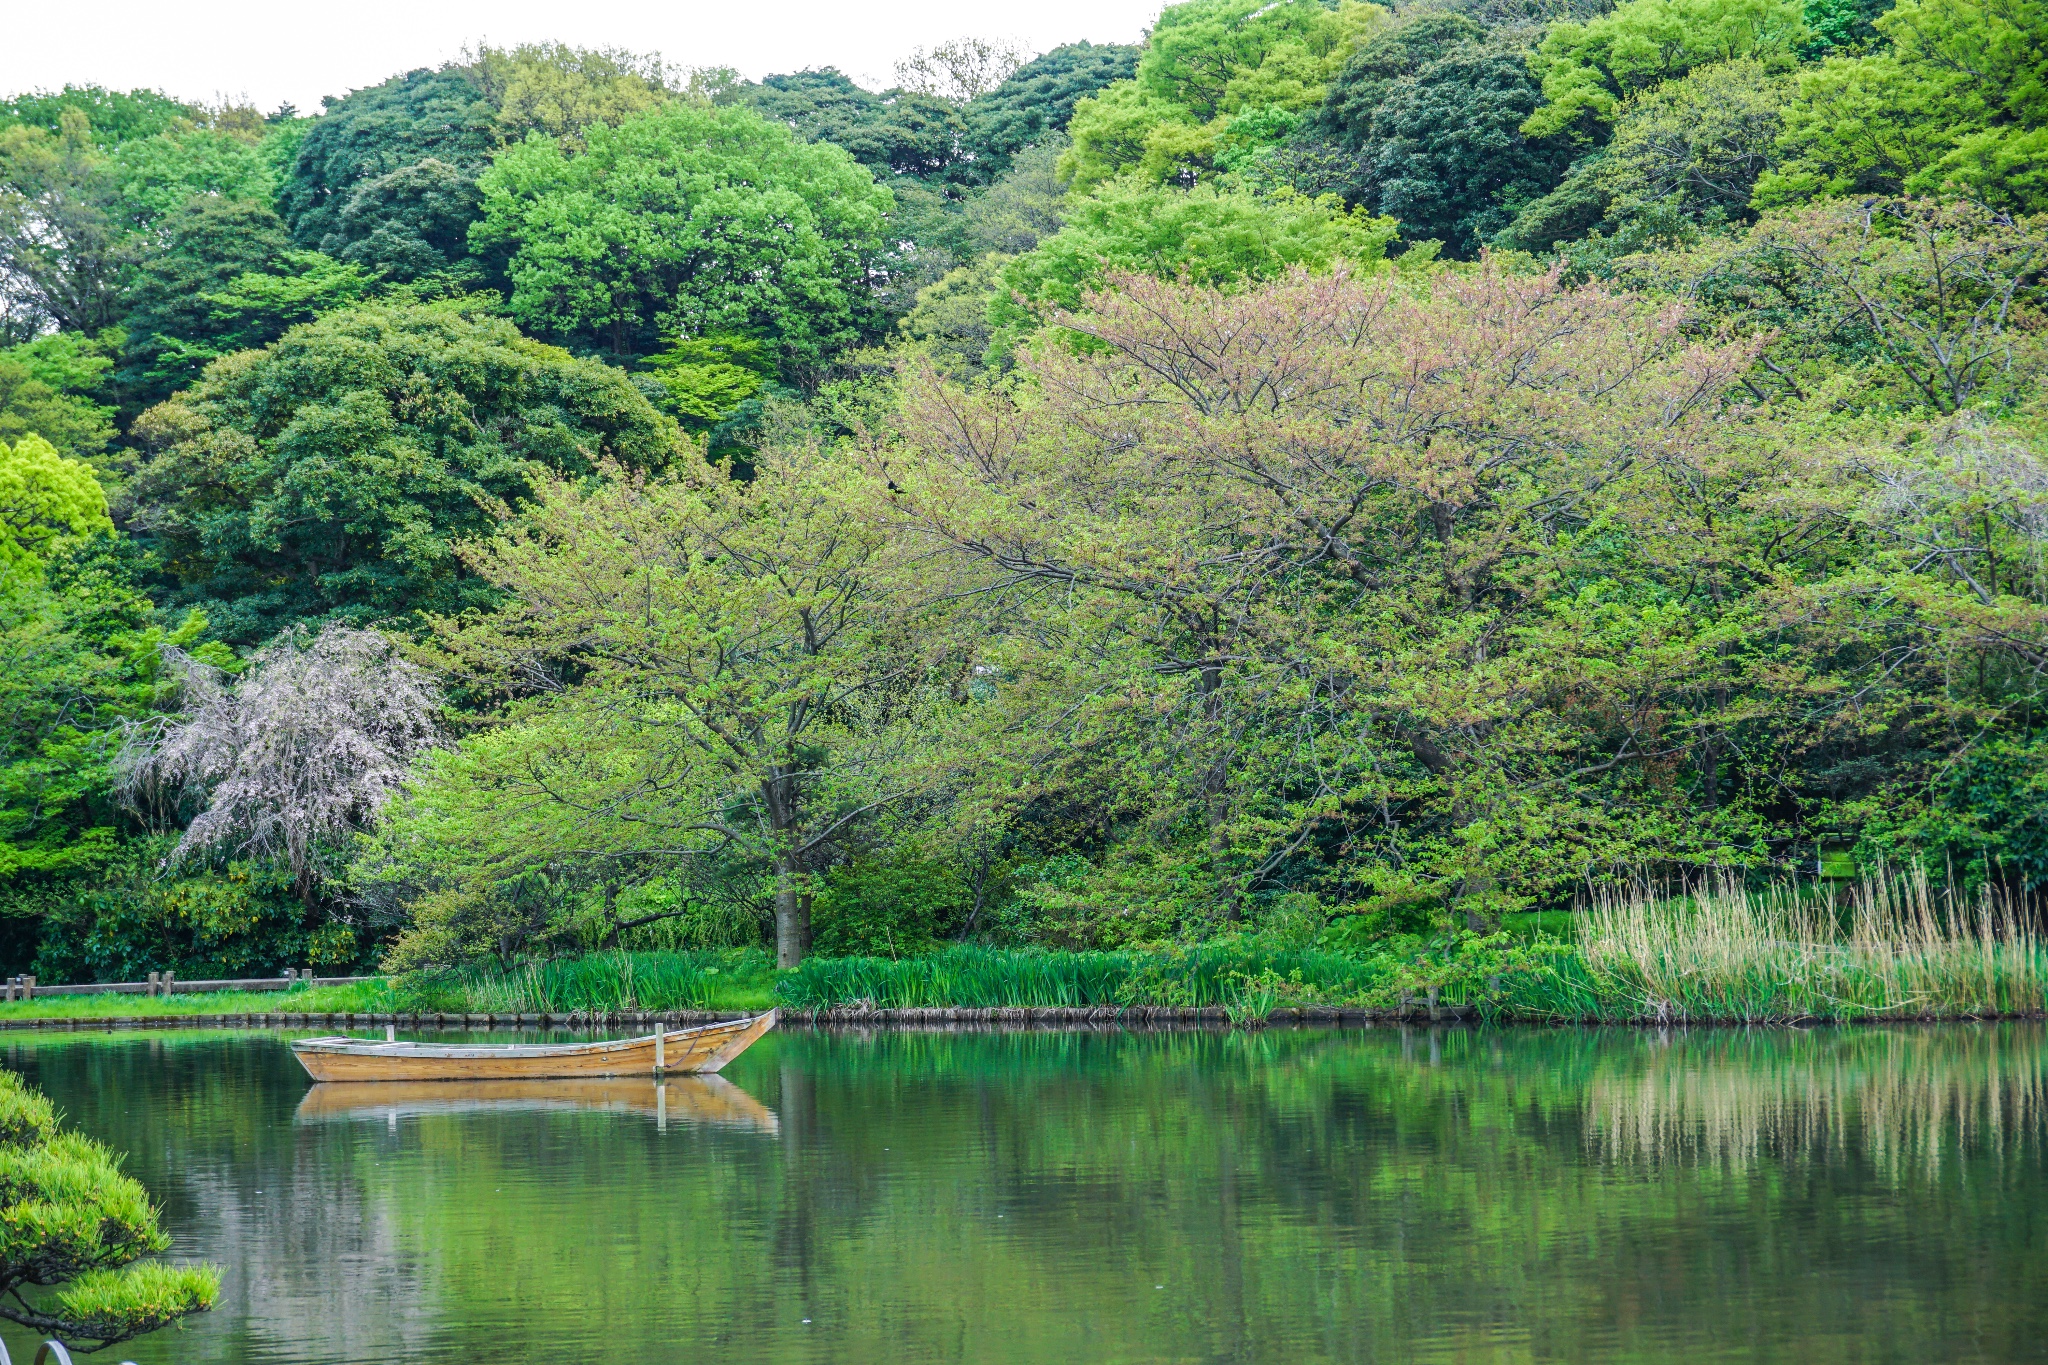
[3,0,1165,112]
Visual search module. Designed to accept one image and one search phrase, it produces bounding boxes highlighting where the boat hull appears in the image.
[290,1010,777,1082]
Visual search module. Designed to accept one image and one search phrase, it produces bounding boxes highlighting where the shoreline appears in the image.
[0,1005,2042,1032]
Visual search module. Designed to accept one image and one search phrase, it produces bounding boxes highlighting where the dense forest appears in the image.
[1,0,2043,981]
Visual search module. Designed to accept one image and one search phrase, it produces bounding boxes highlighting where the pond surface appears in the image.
[4,1023,2045,1364]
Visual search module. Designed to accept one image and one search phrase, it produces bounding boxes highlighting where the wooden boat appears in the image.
[293,1075,780,1134]
[289,1010,776,1083]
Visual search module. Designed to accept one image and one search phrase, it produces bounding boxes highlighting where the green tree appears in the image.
[0,1067,217,1351]
[1060,83,1204,191]
[469,42,678,146]
[1139,0,1387,121]
[1061,0,1385,190]
[1598,58,1794,226]
[116,196,293,407]
[104,124,277,225]
[961,42,1143,180]
[0,434,110,572]
[471,101,892,369]
[1523,0,1808,143]
[124,299,684,642]
[0,86,200,147]
[0,332,116,462]
[0,540,224,943]
[1757,0,2048,210]
[1357,37,1575,254]
[394,444,950,967]
[278,67,496,254]
[997,181,1398,318]
[1315,11,1486,150]
[0,120,129,338]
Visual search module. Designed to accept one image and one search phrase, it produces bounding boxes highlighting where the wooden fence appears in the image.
[2,970,378,1001]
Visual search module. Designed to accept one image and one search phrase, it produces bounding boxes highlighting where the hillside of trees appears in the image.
[1,0,2043,978]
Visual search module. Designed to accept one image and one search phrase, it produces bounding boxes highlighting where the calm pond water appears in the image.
[3,1023,2044,1364]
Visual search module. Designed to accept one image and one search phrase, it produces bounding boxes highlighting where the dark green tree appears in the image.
[117,196,292,408]
[1315,12,1486,151]
[329,157,482,281]
[960,43,1142,180]
[123,299,686,642]
[744,70,975,184]
[1363,40,1576,254]
[277,67,495,255]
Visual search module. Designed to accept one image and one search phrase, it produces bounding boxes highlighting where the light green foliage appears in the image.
[194,250,376,344]
[1063,0,1385,189]
[104,124,276,225]
[775,942,1397,1010]
[1757,0,2048,210]
[1060,83,1202,192]
[0,332,115,462]
[646,333,776,429]
[995,181,1397,319]
[0,979,390,1019]
[1524,0,1808,141]
[0,1066,217,1350]
[469,42,678,146]
[0,87,199,148]
[0,544,225,910]
[472,102,893,366]
[0,434,110,570]
[395,950,775,1013]
[380,442,952,967]
[902,254,1013,374]
[1139,0,1387,120]
[1655,197,2047,413]
[1598,58,1794,224]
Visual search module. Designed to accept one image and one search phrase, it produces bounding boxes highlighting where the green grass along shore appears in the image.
[7,876,2044,1027]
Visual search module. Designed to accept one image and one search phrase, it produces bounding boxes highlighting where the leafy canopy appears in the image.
[1523,0,1808,142]
[0,434,111,572]
[998,182,1399,316]
[471,101,892,368]
[125,299,685,642]
[1757,0,2048,211]
[961,43,1142,180]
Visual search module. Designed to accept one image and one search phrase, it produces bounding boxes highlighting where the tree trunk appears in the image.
[764,769,811,968]
[774,857,811,969]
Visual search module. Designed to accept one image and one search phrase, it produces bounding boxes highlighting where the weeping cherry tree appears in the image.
[119,625,443,907]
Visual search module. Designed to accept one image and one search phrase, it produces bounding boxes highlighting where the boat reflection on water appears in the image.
[294,1074,780,1135]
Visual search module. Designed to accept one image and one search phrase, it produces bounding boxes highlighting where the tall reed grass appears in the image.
[1501,868,2047,1023]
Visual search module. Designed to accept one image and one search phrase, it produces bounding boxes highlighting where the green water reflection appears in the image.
[3,1024,2043,1364]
